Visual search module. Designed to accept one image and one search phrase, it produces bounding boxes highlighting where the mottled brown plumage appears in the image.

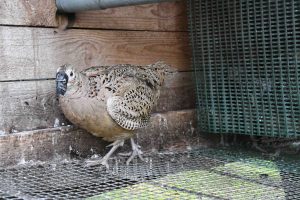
[56,62,174,168]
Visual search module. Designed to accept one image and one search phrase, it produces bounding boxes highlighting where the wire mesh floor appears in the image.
[0,148,299,199]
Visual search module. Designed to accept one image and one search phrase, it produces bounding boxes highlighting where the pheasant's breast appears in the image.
[59,96,133,142]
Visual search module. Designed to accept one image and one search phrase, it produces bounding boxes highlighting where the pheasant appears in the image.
[56,62,174,168]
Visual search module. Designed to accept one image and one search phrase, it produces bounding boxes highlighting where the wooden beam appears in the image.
[0,0,57,27]
[70,1,188,31]
[0,126,104,167]
[0,80,67,133]
[137,109,199,152]
[0,26,191,81]
[0,72,195,132]
[157,72,195,112]
[0,0,187,31]
[0,109,197,168]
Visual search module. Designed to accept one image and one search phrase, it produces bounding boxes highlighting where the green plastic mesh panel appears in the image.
[188,0,300,137]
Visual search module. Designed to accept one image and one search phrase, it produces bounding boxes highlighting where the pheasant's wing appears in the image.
[80,64,143,77]
[106,81,157,130]
[80,66,111,77]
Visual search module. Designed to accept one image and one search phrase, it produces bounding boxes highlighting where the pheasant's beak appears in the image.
[56,71,68,96]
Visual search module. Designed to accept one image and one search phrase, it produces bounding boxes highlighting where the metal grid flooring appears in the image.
[0,148,299,199]
[188,0,300,137]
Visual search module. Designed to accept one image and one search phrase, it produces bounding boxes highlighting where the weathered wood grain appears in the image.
[0,109,198,168]
[157,72,195,112]
[0,0,56,27]
[0,80,67,133]
[0,72,195,133]
[0,0,187,31]
[71,1,188,31]
[0,126,105,167]
[137,109,199,152]
[0,26,191,81]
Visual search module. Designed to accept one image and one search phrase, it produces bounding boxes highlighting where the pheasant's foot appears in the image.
[119,143,141,157]
[85,139,124,169]
[252,143,268,153]
[250,136,267,153]
[118,152,132,157]
[85,158,109,169]
[262,149,281,159]
[126,138,144,165]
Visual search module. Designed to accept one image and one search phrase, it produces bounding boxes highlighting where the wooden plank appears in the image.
[0,0,57,27]
[157,72,195,112]
[0,109,198,168]
[0,0,187,31]
[0,26,191,81]
[137,109,199,151]
[0,80,67,133]
[0,72,195,133]
[0,126,106,167]
[70,1,188,31]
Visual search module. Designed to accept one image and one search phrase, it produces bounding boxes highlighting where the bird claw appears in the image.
[106,143,114,148]
[126,141,144,165]
[85,139,124,169]
[118,152,132,157]
[85,139,143,167]
[84,159,109,169]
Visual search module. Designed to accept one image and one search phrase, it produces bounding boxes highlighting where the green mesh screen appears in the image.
[188,0,300,137]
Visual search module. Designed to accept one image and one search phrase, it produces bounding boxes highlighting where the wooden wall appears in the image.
[0,0,194,133]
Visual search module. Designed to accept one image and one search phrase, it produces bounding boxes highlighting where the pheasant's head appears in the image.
[146,61,177,87]
[56,64,79,96]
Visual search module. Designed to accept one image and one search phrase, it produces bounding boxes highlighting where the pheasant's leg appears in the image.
[126,138,144,165]
[250,136,267,153]
[85,139,124,169]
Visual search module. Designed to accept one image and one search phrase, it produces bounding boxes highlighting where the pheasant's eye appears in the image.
[70,72,74,77]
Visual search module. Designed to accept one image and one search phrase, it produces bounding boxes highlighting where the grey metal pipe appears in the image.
[56,0,178,13]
